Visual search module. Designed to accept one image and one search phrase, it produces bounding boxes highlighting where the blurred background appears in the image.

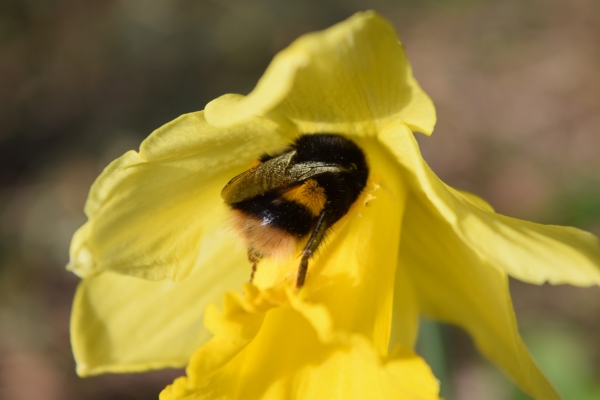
[0,0,599,398]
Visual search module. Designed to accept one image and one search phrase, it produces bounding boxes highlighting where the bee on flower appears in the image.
[68,11,600,400]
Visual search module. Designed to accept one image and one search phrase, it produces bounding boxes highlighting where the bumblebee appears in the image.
[221,133,369,288]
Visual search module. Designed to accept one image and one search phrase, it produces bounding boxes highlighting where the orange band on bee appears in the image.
[282,179,327,216]
[248,160,262,168]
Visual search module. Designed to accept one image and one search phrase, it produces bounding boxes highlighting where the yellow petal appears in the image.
[380,123,600,287]
[70,223,248,376]
[205,11,436,136]
[389,259,420,349]
[399,197,560,399]
[452,187,495,212]
[160,286,440,400]
[68,111,289,281]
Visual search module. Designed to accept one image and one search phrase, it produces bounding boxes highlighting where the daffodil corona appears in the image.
[68,11,600,400]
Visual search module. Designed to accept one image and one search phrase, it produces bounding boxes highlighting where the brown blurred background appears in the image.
[0,0,599,399]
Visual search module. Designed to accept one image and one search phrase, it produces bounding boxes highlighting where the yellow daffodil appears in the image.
[68,11,600,400]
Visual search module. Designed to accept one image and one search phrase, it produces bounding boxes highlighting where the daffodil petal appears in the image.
[68,111,289,281]
[70,223,249,376]
[380,123,600,287]
[452,187,495,212]
[400,197,560,400]
[160,286,440,400]
[205,11,436,136]
[389,260,420,349]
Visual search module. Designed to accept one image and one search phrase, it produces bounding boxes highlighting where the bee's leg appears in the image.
[248,248,262,283]
[297,212,330,288]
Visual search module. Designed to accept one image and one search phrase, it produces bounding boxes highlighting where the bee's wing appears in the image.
[221,151,345,204]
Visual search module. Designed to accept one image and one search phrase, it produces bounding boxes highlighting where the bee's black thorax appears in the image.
[292,134,369,222]
[223,133,369,287]
[232,134,368,237]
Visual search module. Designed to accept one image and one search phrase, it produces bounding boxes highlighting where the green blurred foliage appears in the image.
[521,322,600,400]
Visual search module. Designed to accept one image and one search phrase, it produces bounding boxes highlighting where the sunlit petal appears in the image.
[71,223,248,376]
[205,11,435,136]
[68,112,289,281]
[400,197,560,400]
[380,123,600,287]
